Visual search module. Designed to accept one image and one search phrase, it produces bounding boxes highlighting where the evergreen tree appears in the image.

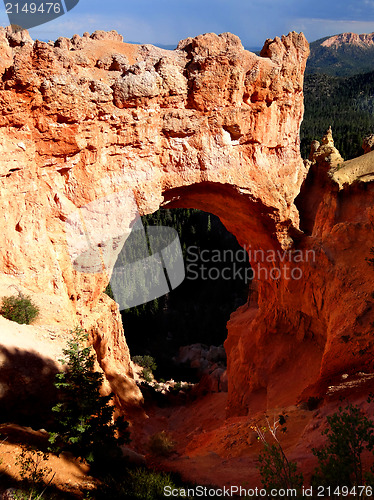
[48,327,130,469]
[312,403,374,489]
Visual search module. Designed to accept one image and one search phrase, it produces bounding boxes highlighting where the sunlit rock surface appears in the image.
[1,28,372,418]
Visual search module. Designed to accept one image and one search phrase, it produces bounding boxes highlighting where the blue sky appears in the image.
[2,0,374,47]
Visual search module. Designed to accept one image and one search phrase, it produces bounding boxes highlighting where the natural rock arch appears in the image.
[1,27,373,418]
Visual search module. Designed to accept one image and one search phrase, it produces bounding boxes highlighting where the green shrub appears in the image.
[16,445,52,485]
[312,402,374,490]
[171,381,189,393]
[0,292,39,324]
[14,444,55,500]
[132,355,157,372]
[94,467,185,499]
[141,368,153,383]
[125,468,179,499]
[132,355,157,383]
[148,431,175,457]
[48,327,130,470]
[258,444,304,497]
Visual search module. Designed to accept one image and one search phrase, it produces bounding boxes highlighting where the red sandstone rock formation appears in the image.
[0,27,372,419]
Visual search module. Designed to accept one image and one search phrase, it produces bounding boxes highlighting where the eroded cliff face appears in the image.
[1,26,371,418]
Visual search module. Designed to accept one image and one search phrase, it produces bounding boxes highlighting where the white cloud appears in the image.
[26,12,157,42]
[3,1,374,47]
[292,17,374,41]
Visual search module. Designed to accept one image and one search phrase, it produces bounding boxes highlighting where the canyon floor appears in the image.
[0,296,374,496]
[1,373,374,498]
[131,373,374,487]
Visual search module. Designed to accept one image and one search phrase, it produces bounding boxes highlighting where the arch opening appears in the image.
[102,179,325,414]
[115,205,251,391]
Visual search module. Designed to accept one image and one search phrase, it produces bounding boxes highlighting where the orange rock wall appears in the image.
[2,28,369,417]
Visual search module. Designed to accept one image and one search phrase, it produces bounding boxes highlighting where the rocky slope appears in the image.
[0,26,373,425]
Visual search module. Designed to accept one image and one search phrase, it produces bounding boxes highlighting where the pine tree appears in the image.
[48,327,130,469]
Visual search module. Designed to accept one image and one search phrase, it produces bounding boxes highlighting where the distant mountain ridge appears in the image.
[321,32,374,49]
[307,32,374,76]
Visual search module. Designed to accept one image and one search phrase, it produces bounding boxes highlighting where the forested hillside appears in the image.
[300,71,374,159]
[306,36,374,77]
